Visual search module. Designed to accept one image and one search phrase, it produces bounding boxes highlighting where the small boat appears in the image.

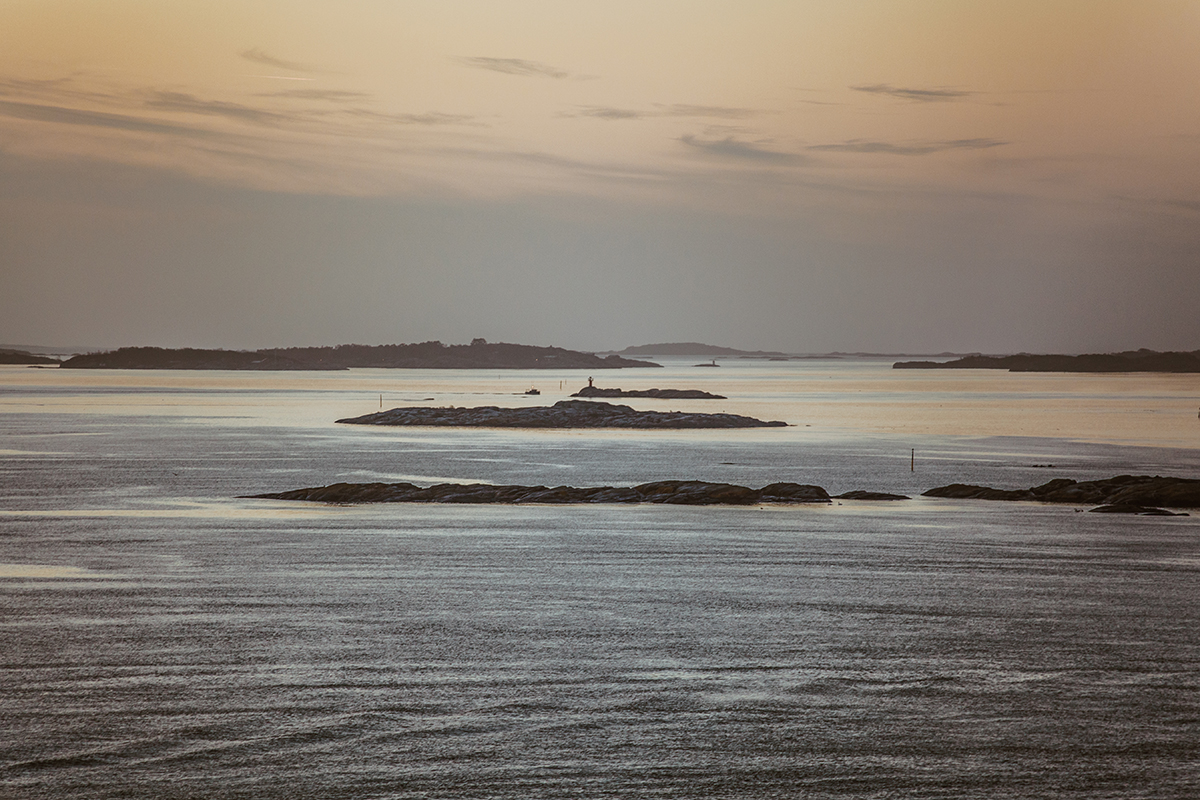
[525,387,540,395]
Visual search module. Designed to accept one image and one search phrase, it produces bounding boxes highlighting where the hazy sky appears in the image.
[2,1,1199,353]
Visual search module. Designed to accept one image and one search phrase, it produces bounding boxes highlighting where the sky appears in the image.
[2,0,1199,354]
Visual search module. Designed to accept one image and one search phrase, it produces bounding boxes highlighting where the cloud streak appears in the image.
[571,104,760,122]
[851,84,974,102]
[0,98,219,138]
[456,57,571,79]
[660,104,757,119]
[254,89,371,102]
[680,135,797,163]
[576,106,644,120]
[344,109,478,126]
[144,91,291,126]
[808,138,1007,155]
[239,49,317,73]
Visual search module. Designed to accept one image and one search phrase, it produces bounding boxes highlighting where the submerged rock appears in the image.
[337,399,786,429]
[834,490,911,500]
[246,480,832,506]
[1089,504,1189,516]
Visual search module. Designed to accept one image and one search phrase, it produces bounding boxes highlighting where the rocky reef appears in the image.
[923,475,1199,515]
[248,480,835,505]
[337,399,786,429]
[834,490,910,501]
[571,386,726,399]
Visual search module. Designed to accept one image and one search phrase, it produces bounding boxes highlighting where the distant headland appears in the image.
[337,399,785,429]
[0,348,60,365]
[615,342,788,357]
[893,349,1200,372]
[57,340,660,370]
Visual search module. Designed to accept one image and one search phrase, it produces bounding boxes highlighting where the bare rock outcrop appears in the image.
[571,386,727,400]
[337,400,786,429]
[923,475,1200,513]
[247,480,832,506]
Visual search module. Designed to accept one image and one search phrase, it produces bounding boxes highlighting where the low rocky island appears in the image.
[337,399,786,429]
[571,386,726,400]
[924,475,1200,515]
[247,480,908,506]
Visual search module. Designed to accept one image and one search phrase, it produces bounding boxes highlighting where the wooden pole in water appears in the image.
[911,449,914,471]
[380,394,382,409]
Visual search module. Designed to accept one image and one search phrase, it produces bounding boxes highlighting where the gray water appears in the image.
[3,362,1200,798]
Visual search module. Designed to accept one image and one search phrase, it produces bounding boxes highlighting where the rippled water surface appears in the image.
[3,360,1200,798]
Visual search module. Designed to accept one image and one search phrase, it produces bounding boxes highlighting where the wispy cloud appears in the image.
[344,109,478,126]
[1164,198,1200,213]
[851,84,974,102]
[570,104,760,122]
[144,91,291,126]
[808,138,1006,155]
[0,98,218,138]
[574,106,645,120]
[456,57,571,79]
[239,49,317,73]
[659,104,757,119]
[255,89,371,102]
[679,135,797,162]
[0,76,73,97]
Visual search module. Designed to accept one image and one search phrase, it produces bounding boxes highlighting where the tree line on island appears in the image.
[50,340,659,370]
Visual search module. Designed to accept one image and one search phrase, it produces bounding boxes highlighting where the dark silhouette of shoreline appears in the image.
[894,349,1200,372]
[0,348,59,365]
[58,341,660,370]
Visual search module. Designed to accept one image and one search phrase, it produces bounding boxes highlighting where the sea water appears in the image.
[2,359,1200,798]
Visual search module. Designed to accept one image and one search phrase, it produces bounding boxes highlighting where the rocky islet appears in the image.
[247,480,914,506]
[337,399,786,429]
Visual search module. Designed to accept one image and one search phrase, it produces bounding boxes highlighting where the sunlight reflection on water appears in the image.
[2,361,1199,798]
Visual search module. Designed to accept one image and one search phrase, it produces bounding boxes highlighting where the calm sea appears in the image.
[3,359,1200,799]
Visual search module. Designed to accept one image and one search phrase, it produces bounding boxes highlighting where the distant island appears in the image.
[0,348,60,365]
[337,399,785,429]
[246,480,907,506]
[58,340,660,370]
[894,349,1200,372]
[924,475,1200,515]
[572,385,726,399]
[616,342,787,357]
